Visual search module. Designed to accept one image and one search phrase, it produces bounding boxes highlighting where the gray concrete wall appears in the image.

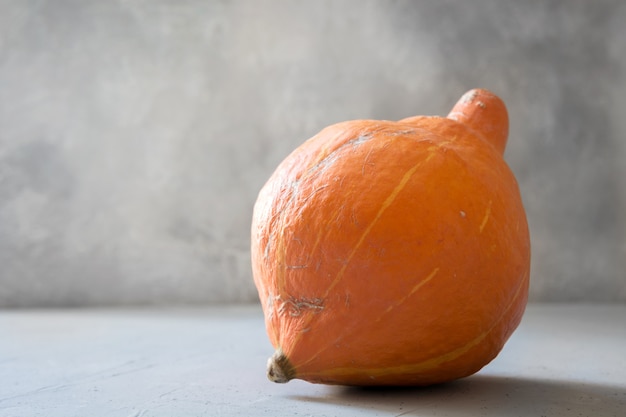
[1,0,624,307]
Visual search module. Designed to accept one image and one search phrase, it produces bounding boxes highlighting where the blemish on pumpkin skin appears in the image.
[298,185,330,206]
[306,133,373,177]
[286,264,309,270]
[277,296,325,317]
[267,293,325,319]
[479,200,492,233]
[362,147,376,175]
[389,129,418,136]
[350,208,360,227]
[308,154,339,175]
[350,133,373,146]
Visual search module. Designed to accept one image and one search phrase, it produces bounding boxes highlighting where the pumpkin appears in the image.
[251,89,530,386]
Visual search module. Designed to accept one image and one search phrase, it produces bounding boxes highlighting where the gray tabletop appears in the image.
[2,304,625,416]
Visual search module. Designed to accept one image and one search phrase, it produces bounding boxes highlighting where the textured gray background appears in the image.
[1,0,624,307]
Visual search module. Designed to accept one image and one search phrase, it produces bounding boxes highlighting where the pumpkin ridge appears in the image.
[298,267,528,382]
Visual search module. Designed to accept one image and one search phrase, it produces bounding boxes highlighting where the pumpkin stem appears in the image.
[267,348,296,383]
[447,89,509,155]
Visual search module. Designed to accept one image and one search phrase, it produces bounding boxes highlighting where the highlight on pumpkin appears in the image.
[251,88,530,386]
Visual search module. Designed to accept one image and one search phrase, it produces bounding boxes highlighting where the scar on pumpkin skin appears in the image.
[306,133,373,177]
[479,200,492,233]
[361,146,376,175]
[286,264,308,269]
[276,295,324,317]
[350,208,359,226]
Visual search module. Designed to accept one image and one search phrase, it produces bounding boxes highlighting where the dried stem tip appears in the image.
[267,348,296,383]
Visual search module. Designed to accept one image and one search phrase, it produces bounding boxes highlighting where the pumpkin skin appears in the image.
[251,89,530,386]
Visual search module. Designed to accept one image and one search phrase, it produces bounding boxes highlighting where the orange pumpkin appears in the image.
[251,89,530,386]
